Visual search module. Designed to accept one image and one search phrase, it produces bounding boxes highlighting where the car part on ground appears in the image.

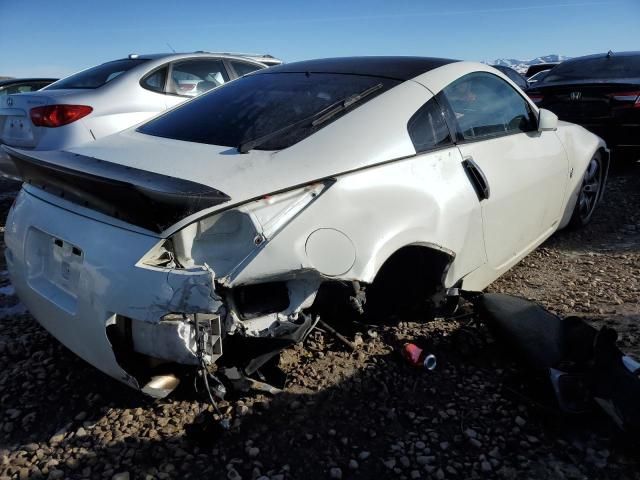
[0,56,608,397]
[477,293,640,431]
[527,51,640,153]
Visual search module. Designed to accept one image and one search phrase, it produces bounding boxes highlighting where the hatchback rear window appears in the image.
[543,55,640,83]
[138,72,399,151]
[46,59,148,90]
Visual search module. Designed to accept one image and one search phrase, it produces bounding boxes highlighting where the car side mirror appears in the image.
[538,108,558,132]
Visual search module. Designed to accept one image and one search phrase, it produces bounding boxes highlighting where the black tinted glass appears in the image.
[444,72,536,140]
[407,98,452,152]
[46,59,147,90]
[544,55,640,82]
[139,72,399,150]
[142,67,167,93]
[506,70,527,89]
[230,61,263,77]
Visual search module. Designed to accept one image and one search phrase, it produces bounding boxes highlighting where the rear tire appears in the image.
[569,152,604,228]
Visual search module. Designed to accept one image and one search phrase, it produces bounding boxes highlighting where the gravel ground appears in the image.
[0,164,639,480]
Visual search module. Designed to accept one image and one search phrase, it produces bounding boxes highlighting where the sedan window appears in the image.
[46,59,147,90]
[0,83,48,95]
[443,73,536,141]
[169,59,230,97]
[141,67,168,93]
[544,54,640,82]
[230,60,264,77]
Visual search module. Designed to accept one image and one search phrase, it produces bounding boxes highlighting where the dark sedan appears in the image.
[0,78,58,96]
[527,51,640,155]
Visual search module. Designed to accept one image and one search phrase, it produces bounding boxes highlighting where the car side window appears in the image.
[407,97,452,152]
[141,67,168,93]
[505,70,528,90]
[1,85,37,95]
[229,60,264,77]
[443,72,536,141]
[169,59,230,97]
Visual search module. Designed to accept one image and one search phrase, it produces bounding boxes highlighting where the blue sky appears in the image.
[1,0,638,77]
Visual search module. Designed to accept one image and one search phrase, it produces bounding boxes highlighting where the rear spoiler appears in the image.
[1,146,231,233]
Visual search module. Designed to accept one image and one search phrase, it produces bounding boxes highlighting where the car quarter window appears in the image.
[504,69,527,90]
[169,59,230,97]
[407,97,452,152]
[443,72,536,141]
[229,60,264,77]
[141,66,168,93]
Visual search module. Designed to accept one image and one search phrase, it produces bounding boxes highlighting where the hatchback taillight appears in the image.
[608,91,640,108]
[30,105,93,128]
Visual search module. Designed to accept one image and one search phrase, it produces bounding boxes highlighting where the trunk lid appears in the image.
[2,145,231,233]
[533,81,640,121]
[0,90,91,148]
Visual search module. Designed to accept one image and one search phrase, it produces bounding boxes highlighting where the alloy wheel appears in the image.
[577,155,602,224]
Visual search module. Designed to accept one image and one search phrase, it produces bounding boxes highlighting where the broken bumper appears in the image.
[4,187,224,390]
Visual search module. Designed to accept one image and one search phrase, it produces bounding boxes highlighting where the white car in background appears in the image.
[2,57,607,397]
[0,52,281,158]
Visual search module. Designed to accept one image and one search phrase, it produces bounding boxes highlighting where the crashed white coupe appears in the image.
[2,57,607,397]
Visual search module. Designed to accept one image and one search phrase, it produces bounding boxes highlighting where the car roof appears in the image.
[256,56,459,81]
[562,50,640,64]
[125,52,282,65]
[0,78,58,87]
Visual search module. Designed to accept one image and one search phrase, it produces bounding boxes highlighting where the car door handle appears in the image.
[462,157,491,201]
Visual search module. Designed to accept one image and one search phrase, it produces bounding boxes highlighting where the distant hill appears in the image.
[0,76,14,81]
[491,55,570,73]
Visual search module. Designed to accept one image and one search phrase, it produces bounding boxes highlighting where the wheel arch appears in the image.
[557,126,609,229]
[362,243,456,317]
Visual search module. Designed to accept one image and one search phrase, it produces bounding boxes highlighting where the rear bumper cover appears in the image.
[5,187,224,389]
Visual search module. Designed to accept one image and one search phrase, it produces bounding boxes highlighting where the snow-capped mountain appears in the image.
[491,55,570,73]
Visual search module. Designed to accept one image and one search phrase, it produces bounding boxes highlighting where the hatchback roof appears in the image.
[257,56,458,81]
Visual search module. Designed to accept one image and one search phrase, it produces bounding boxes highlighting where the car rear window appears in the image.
[138,72,400,151]
[543,55,640,83]
[45,59,148,90]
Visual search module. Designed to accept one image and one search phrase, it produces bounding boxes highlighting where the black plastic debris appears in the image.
[476,293,640,431]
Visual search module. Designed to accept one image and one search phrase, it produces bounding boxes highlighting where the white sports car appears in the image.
[1,57,607,397]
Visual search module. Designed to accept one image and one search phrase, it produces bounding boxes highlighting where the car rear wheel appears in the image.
[569,152,603,227]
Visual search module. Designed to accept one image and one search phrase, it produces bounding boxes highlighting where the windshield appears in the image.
[138,72,399,151]
[543,55,640,83]
[45,59,148,90]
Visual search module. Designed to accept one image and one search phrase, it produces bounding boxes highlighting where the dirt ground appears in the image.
[0,162,639,480]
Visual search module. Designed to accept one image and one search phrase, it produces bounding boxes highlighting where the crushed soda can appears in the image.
[402,343,437,370]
